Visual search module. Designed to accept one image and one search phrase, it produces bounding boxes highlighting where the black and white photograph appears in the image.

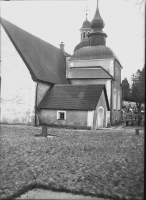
[0,0,145,199]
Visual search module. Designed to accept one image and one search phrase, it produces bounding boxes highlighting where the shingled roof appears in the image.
[1,18,69,84]
[66,66,113,79]
[38,84,110,111]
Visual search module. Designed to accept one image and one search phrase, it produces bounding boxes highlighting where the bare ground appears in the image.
[0,124,144,200]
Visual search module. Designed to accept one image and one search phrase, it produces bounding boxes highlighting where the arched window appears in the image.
[83,32,85,39]
[97,107,104,128]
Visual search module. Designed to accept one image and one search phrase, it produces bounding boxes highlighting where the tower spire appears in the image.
[88,0,107,46]
[84,5,90,21]
[90,0,104,29]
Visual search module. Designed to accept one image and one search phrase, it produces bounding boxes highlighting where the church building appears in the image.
[0,0,122,129]
[67,0,123,126]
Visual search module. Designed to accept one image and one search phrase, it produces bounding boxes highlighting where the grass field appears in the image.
[0,125,144,200]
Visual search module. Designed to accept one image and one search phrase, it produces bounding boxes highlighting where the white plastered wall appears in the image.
[106,80,111,126]
[87,111,94,129]
[0,26,36,125]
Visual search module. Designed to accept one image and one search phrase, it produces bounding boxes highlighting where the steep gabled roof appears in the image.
[38,84,110,111]
[1,18,69,84]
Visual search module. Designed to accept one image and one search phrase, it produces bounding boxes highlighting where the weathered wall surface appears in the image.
[38,109,88,128]
[111,61,122,125]
[70,79,107,85]
[36,82,51,125]
[87,111,94,129]
[37,82,51,106]
[0,26,36,125]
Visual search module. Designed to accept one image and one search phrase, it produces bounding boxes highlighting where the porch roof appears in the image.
[38,84,110,111]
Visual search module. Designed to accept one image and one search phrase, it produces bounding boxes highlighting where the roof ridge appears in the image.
[1,17,69,84]
[1,17,63,53]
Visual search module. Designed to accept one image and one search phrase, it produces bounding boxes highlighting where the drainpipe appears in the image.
[110,80,113,125]
[35,82,38,126]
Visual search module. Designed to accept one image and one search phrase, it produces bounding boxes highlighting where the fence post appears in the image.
[126,121,129,126]
[135,129,139,135]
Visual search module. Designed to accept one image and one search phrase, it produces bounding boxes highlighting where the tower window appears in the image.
[83,32,85,39]
[81,33,82,39]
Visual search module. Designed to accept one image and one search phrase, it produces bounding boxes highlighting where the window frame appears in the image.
[57,111,66,120]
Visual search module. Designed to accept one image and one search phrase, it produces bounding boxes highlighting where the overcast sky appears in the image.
[1,0,145,82]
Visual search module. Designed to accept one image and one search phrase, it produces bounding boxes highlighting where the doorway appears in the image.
[98,107,104,128]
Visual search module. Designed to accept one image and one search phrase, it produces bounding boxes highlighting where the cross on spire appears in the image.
[84,5,90,20]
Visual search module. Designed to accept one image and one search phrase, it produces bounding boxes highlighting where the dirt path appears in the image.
[17,189,108,200]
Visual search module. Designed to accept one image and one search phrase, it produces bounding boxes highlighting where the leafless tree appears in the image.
[125,0,145,12]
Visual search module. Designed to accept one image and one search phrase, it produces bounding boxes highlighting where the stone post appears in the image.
[135,129,139,135]
[41,126,47,137]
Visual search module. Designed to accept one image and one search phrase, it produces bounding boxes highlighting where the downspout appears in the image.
[35,82,38,126]
[110,60,116,125]
[110,80,113,125]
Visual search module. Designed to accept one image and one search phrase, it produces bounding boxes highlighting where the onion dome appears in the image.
[82,19,91,29]
[90,1,105,29]
[88,0,107,46]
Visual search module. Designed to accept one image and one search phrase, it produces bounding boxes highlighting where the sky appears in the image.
[1,0,145,83]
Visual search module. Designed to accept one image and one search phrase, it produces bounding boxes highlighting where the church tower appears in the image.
[74,10,92,52]
[67,0,123,126]
[80,16,91,43]
[88,0,107,46]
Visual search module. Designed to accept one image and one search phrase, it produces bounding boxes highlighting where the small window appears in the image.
[60,112,65,119]
[83,32,85,39]
[81,32,82,39]
[57,111,66,120]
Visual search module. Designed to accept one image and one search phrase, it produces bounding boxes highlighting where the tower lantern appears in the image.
[80,5,92,42]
